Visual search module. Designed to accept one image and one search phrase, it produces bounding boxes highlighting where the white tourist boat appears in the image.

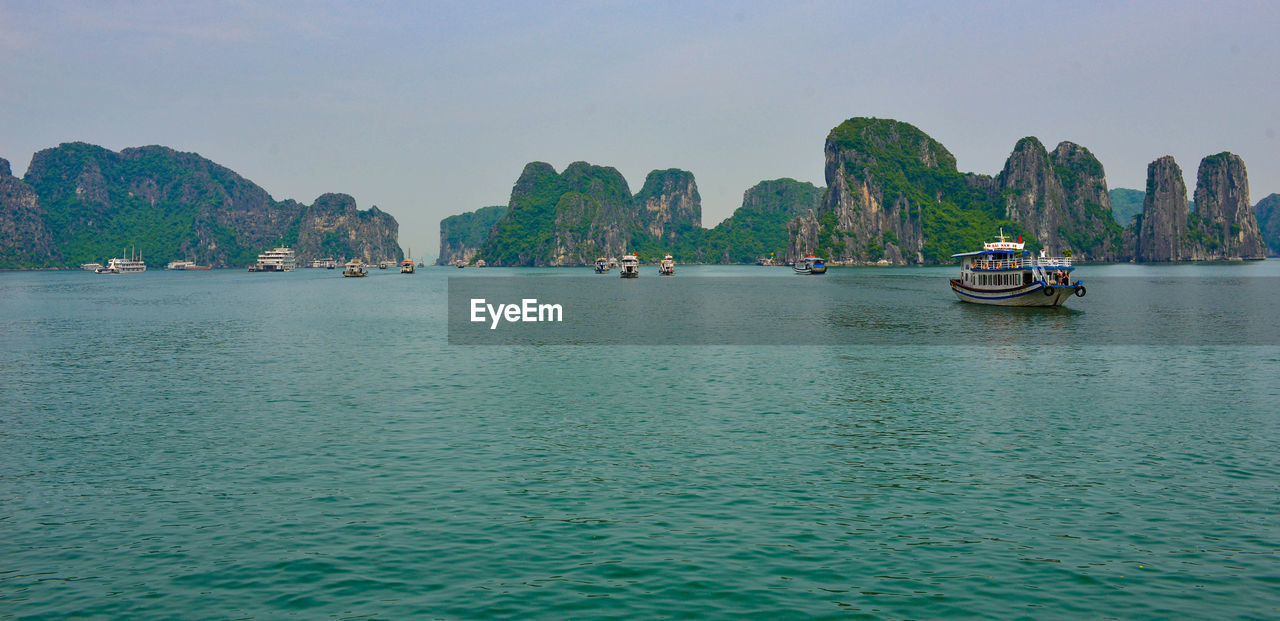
[166,260,210,270]
[949,231,1085,307]
[619,254,639,278]
[248,247,295,272]
[96,248,146,274]
[343,259,368,277]
[306,258,337,269]
[793,253,826,275]
[658,254,675,275]
[595,257,610,273]
[80,262,104,271]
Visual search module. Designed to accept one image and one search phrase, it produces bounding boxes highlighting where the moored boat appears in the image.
[249,247,295,272]
[167,260,210,270]
[949,231,1085,307]
[97,248,146,274]
[619,254,639,278]
[658,254,674,275]
[793,253,825,275]
[594,257,610,273]
[343,259,368,277]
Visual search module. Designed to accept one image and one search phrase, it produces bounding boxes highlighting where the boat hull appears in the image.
[949,279,1080,307]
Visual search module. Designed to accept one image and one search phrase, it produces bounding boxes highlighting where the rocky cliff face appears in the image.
[1136,156,1191,262]
[549,163,637,266]
[787,209,822,262]
[0,157,56,268]
[1049,142,1123,260]
[1191,153,1267,260]
[1255,193,1280,256]
[438,205,506,265]
[987,138,1122,261]
[477,161,702,266]
[997,137,1063,245]
[12,143,399,267]
[294,193,401,264]
[1131,153,1267,262]
[634,169,700,243]
[788,118,942,264]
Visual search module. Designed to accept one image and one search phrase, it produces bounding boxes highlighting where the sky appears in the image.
[2,0,1277,259]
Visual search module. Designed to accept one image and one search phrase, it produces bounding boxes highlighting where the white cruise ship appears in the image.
[96,248,146,274]
[249,247,296,272]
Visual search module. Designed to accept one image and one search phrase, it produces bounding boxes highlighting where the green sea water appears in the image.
[2,264,1278,619]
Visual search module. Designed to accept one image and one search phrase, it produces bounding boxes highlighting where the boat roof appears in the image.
[951,249,1031,258]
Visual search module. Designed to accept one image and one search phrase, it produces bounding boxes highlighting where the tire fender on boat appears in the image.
[1042,285,1055,296]
[1074,285,1086,297]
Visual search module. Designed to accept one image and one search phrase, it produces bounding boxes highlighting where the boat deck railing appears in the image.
[971,256,1071,270]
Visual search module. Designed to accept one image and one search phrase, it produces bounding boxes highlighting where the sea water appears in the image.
[1,264,1277,618]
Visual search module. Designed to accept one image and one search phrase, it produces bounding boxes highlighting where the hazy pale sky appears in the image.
[2,0,1277,259]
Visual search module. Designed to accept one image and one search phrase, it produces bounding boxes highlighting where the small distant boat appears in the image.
[343,259,368,277]
[378,260,392,270]
[400,258,415,274]
[658,254,674,275]
[454,259,466,268]
[948,230,1085,307]
[305,258,337,269]
[80,262,104,272]
[249,247,295,272]
[619,254,639,278]
[793,253,825,275]
[594,257,610,273]
[608,257,620,269]
[475,259,487,268]
[167,260,210,270]
[417,261,425,268]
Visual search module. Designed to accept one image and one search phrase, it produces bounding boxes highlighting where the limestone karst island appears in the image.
[1,118,1276,270]
[439,118,1276,267]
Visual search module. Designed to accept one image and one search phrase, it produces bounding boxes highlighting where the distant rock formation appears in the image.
[0,157,56,269]
[788,118,942,264]
[1109,188,1145,226]
[2,142,400,268]
[1135,156,1192,262]
[1255,193,1280,256]
[294,193,401,265]
[476,161,701,266]
[1191,153,1267,260]
[995,138,1122,261]
[699,178,820,264]
[1130,153,1267,262]
[635,169,701,243]
[438,205,506,265]
[787,118,1126,265]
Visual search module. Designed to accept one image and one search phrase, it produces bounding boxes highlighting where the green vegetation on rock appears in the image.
[1,142,400,268]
